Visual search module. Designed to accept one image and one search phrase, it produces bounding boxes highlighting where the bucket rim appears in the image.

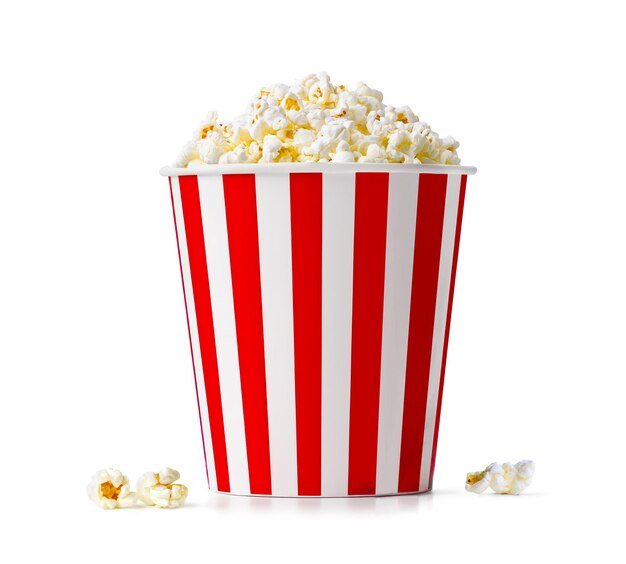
[160,163,477,177]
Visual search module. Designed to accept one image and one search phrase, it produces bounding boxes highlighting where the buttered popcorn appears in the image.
[465,460,535,495]
[175,72,460,167]
[86,468,136,509]
[136,467,188,508]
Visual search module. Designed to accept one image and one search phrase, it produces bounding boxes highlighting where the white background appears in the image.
[1,0,624,561]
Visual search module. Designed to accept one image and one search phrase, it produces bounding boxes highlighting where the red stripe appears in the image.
[398,173,448,493]
[178,175,230,492]
[222,174,272,495]
[169,178,210,488]
[289,173,323,496]
[348,172,389,495]
[428,175,467,489]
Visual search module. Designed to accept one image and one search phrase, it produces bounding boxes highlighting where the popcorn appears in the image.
[248,117,269,144]
[331,140,356,163]
[286,109,308,126]
[331,151,356,163]
[260,135,283,162]
[359,143,387,163]
[136,467,188,508]
[466,460,535,495]
[355,81,383,101]
[175,141,200,168]
[173,72,461,167]
[86,468,136,509]
[270,83,289,101]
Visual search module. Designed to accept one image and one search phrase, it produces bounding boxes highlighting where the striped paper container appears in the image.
[161,163,476,497]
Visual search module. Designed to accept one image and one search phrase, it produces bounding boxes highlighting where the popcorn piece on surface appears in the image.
[86,468,136,509]
[136,468,188,508]
[173,72,461,167]
[466,460,535,495]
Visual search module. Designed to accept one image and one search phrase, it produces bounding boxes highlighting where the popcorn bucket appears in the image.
[161,163,476,497]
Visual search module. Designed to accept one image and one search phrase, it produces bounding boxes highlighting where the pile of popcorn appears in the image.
[175,72,460,167]
[87,467,188,509]
[465,460,535,495]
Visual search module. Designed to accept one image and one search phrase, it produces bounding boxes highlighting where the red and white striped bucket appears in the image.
[161,163,476,497]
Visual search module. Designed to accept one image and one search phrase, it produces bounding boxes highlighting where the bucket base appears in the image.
[209,488,432,498]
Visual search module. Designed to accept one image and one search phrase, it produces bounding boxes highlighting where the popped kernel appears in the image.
[86,468,136,509]
[136,467,188,508]
[465,460,535,495]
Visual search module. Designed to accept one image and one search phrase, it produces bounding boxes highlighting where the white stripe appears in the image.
[255,173,298,496]
[419,174,462,490]
[170,177,218,491]
[375,173,419,494]
[198,175,250,495]
[321,172,355,496]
